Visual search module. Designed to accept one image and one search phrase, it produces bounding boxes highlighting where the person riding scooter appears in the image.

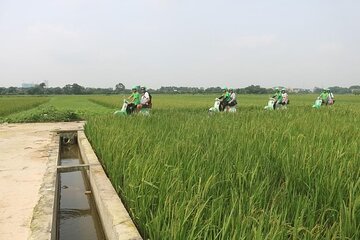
[218,87,231,111]
[272,88,282,109]
[228,88,237,108]
[126,86,140,114]
[137,86,152,111]
[319,89,329,105]
[327,88,335,104]
[281,88,289,105]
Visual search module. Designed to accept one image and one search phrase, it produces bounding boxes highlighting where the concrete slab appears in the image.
[0,122,84,240]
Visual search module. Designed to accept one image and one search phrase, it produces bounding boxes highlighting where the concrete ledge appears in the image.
[0,122,84,240]
[78,131,142,240]
[29,132,59,240]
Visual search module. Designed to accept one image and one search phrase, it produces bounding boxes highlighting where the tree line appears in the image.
[0,83,359,95]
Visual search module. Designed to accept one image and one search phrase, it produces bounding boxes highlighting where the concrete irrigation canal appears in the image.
[0,122,142,240]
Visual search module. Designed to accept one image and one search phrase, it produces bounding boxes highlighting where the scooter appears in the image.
[227,104,237,113]
[114,100,150,116]
[208,98,236,114]
[264,97,287,110]
[208,98,221,114]
[264,97,276,110]
[312,97,322,109]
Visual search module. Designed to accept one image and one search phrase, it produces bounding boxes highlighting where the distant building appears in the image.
[22,83,36,88]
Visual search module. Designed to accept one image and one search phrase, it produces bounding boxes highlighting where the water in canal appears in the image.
[57,137,105,240]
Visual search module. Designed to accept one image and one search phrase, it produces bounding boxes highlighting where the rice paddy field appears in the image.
[0,96,50,117]
[1,94,360,239]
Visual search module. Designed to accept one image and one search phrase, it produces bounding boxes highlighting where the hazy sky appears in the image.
[0,0,359,89]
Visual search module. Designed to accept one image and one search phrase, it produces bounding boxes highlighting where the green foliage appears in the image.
[0,96,49,116]
[353,89,360,95]
[45,95,112,117]
[1,94,360,239]
[0,95,111,123]
[89,93,337,111]
[2,106,82,123]
[85,95,360,239]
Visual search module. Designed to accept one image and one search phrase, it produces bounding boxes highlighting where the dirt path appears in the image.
[0,122,84,239]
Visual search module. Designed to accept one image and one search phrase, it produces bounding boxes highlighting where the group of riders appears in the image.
[271,87,289,109]
[318,88,335,105]
[122,86,335,115]
[217,87,291,111]
[267,87,335,110]
[217,87,335,111]
[217,87,237,111]
[125,86,152,114]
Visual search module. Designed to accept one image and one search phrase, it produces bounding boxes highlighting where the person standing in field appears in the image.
[126,86,141,114]
[218,87,231,111]
[228,88,237,108]
[137,86,152,111]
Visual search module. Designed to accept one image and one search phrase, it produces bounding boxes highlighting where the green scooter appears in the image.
[312,97,322,109]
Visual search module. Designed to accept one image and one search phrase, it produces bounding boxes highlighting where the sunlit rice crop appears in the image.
[0,96,49,117]
[85,95,360,239]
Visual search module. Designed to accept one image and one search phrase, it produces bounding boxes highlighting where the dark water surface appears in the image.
[58,144,105,240]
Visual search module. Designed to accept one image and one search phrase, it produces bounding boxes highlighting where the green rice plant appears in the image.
[85,95,360,239]
[0,96,49,117]
[2,93,358,238]
[44,95,112,117]
[2,95,112,122]
[88,93,355,111]
[88,94,213,110]
[2,106,82,123]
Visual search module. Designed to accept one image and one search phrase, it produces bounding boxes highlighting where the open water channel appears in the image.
[57,135,105,240]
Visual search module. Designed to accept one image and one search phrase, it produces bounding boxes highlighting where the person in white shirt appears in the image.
[327,89,335,104]
[137,86,152,111]
[281,88,289,105]
[228,88,237,108]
